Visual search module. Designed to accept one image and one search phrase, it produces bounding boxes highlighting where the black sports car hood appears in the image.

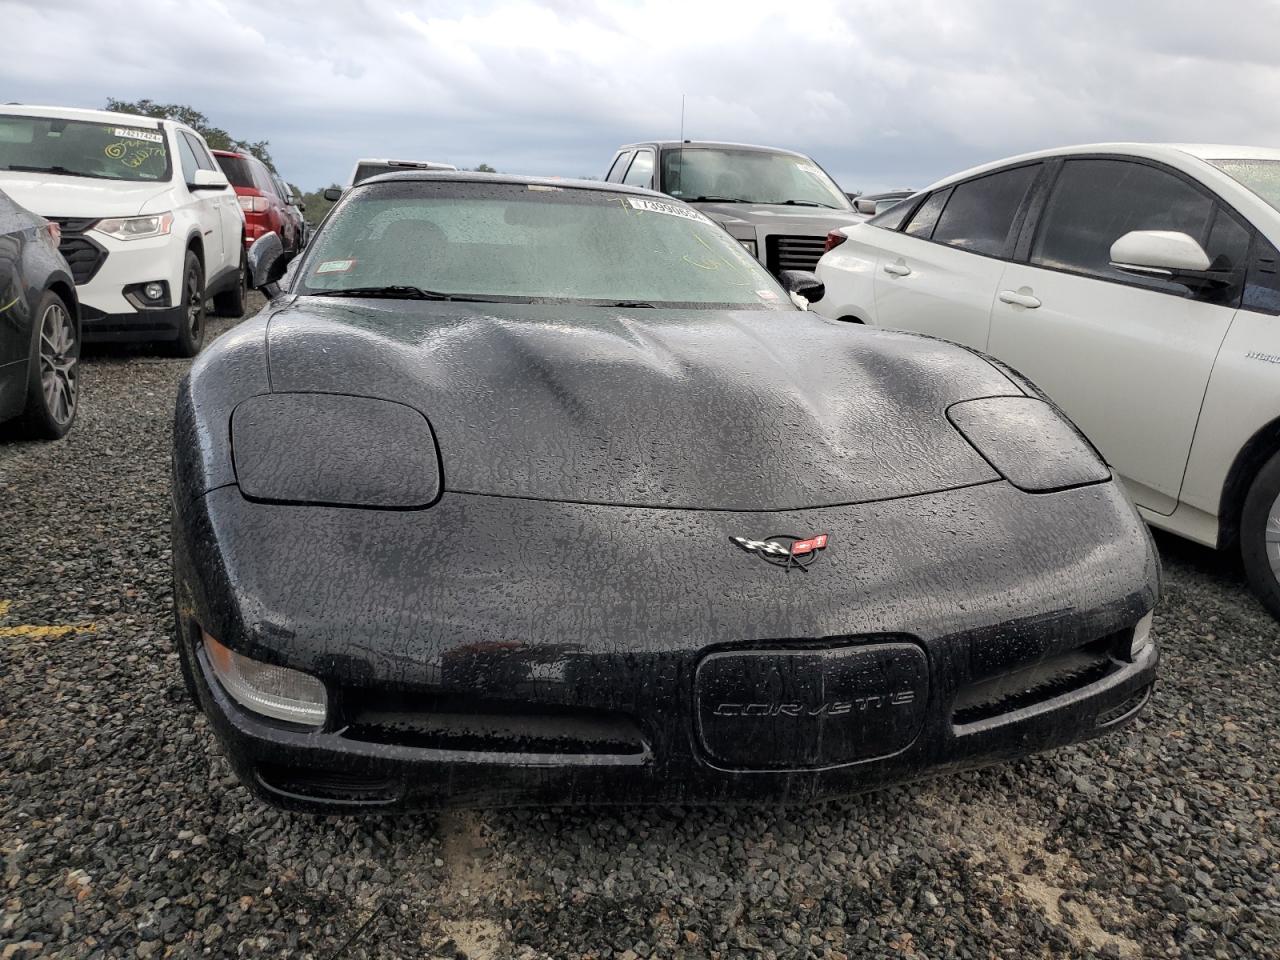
[263,299,1015,511]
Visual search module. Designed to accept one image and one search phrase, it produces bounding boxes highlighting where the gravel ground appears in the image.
[1,296,1278,959]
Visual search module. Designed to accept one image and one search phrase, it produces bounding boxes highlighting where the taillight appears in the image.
[44,222,61,244]
[238,195,269,213]
[824,230,847,252]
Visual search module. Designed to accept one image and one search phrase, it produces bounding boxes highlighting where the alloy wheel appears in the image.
[39,299,77,426]
[186,267,203,339]
[1266,492,1280,582]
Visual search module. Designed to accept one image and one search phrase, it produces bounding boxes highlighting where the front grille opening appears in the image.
[765,234,828,273]
[256,766,402,805]
[338,691,647,756]
[60,238,108,284]
[952,633,1123,726]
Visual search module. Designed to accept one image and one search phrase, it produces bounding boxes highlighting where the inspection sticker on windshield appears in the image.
[113,127,163,144]
[627,197,705,221]
[316,259,356,275]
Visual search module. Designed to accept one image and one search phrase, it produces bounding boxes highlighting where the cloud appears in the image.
[3,0,1278,191]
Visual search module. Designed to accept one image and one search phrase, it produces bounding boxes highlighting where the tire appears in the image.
[16,289,79,440]
[171,251,206,358]
[212,244,247,318]
[172,596,201,707]
[1239,448,1280,620]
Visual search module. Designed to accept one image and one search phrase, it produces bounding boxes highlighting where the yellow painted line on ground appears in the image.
[0,624,96,639]
[0,600,95,639]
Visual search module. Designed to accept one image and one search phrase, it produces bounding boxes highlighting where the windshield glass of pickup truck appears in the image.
[1208,159,1280,213]
[661,147,851,209]
[298,180,789,308]
[0,114,171,182]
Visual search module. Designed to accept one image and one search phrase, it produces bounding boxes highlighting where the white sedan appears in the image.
[815,143,1280,617]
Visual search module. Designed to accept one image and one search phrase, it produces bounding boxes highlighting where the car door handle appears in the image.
[998,289,1041,309]
[883,262,911,277]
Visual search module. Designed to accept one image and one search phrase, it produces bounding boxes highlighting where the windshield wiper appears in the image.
[306,285,498,302]
[4,164,114,180]
[765,199,837,208]
[605,300,656,308]
[683,196,749,203]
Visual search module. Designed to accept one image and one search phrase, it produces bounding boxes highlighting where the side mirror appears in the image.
[1109,230,1228,288]
[323,187,343,202]
[854,197,878,215]
[778,270,824,307]
[247,232,291,297]
[190,168,230,191]
[296,199,306,211]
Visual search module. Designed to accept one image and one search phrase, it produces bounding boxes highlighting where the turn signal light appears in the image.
[203,631,327,727]
[1126,612,1154,661]
[824,230,847,252]
[238,195,270,213]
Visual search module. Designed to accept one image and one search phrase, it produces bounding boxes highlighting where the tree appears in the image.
[104,98,275,171]
[473,163,497,173]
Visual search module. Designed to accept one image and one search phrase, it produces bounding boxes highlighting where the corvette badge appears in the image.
[731,533,828,572]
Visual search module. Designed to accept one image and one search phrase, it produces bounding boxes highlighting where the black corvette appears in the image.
[171,173,1159,812]
[0,188,79,439]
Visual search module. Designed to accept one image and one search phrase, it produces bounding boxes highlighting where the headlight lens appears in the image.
[203,631,327,726]
[94,212,174,241]
[231,393,441,508]
[948,396,1110,493]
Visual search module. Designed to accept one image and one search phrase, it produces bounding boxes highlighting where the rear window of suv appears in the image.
[215,154,257,188]
[0,113,171,182]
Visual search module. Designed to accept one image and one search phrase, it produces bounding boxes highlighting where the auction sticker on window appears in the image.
[627,197,706,221]
[315,259,356,274]
[113,127,164,143]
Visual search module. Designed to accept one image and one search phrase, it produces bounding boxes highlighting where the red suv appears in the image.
[213,150,301,253]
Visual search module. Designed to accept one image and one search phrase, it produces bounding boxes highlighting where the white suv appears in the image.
[815,143,1280,617]
[0,105,246,355]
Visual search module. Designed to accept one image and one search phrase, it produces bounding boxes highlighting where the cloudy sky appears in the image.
[4,0,1278,192]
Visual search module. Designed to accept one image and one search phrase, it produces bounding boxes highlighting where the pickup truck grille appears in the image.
[48,218,107,285]
[766,234,827,274]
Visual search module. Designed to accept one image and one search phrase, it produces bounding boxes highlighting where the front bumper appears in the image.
[58,228,186,341]
[81,303,185,342]
[173,481,1159,812]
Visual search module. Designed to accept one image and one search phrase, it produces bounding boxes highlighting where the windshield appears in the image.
[0,114,171,182]
[661,147,850,209]
[297,180,790,309]
[1208,158,1280,213]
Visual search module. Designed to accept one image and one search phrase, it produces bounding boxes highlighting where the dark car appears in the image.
[605,141,866,275]
[213,150,301,254]
[171,173,1159,812]
[272,174,308,247]
[0,189,80,439]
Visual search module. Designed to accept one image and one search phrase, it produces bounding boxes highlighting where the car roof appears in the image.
[212,148,258,161]
[356,170,668,196]
[925,142,1280,191]
[0,103,171,129]
[616,140,810,158]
